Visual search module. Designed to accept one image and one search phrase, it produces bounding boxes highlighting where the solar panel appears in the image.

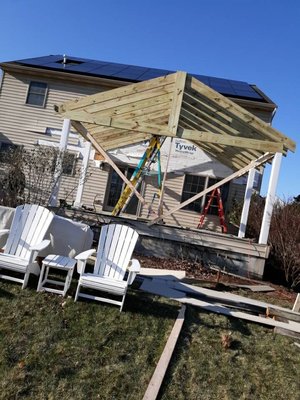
[11,55,265,101]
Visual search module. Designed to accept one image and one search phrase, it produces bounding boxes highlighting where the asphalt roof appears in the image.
[10,54,266,102]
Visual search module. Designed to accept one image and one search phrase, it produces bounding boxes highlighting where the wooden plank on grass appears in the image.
[274,327,300,340]
[143,305,186,400]
[139,279,300,334]
[267,306,300,324]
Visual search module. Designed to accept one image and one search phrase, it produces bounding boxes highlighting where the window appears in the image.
[182,175,206,212]
[182,175,229,214]
[104,167,139,215]
[26,81,47,107]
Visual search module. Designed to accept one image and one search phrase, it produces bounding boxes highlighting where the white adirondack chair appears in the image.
[75,224,141,311]
[0,204,54,289]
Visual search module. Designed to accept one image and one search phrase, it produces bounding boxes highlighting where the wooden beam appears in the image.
[180,128,284,152]
[168,71,187,134]
[142,305,186,400]
[57,73,176,113]
[190,76,296,152]
[148,153,274,225]
[70,121,149,207]
[63,110,176,137]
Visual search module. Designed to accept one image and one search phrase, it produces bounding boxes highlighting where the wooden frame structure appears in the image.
[55,71,295,226]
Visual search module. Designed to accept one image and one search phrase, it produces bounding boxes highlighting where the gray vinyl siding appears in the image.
[0,71,108,205]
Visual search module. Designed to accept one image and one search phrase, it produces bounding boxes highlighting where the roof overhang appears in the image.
[55,71,296,171]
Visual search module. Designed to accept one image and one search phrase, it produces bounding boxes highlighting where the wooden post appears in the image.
[157,137,173,216]
[49,119,71,206]
[238,168,255,238]
[74,140,92,208]
[259,152,282,244]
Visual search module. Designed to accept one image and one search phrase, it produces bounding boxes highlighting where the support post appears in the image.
[48,119,71,206]
[238,168,255,238]
[74,140,92,208]
[259,152,282,244]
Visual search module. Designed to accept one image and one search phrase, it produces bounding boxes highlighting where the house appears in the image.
[0,55,285,232]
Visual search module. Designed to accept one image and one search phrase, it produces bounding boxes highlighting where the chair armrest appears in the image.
[0,229,10,235]
[127,259,141,285]
[29,239,51,264]
[29,239,51,252]
[129,259,141,273]
[75,249,96,275]
[75,248,96,261]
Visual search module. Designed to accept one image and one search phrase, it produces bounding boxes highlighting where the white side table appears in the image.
[37,254,77,297]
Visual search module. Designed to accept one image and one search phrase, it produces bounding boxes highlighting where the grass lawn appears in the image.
[0,278,299,400]
[0,280,177,400]
[160,304,300,400]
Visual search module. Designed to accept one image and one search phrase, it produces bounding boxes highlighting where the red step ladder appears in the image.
[197,188,227,233]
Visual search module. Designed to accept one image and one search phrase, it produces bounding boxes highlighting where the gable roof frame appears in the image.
[55,71,296,223]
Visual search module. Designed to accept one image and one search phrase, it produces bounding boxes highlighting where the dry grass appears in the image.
[160,306,300,400]
[0,278,299,400]
[0,280,176,400]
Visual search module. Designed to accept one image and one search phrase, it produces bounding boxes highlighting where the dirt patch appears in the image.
[138,254,298,304]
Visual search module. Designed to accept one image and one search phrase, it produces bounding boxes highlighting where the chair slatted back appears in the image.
[4,204,54,260]
[94,224,139,280]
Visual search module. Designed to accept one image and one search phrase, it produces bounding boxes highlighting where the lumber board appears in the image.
[139,279,300,334]
[168,71,187,134]
[85,85,174,115]
[58,73,176,112]
[274,327,300,340]
[64,110,175,137]
[181,129,283,152]
[267,307,300,323]
[70,121,149,206]
[139,268,186,280]
[81,94,173,121]
[178,114,257,169]
[234,284,275,292]
[183,89,272,144]
[189,76,296,152]
[172,282,300,323]
[142,305,186,400]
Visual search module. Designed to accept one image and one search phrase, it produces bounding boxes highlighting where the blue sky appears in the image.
[0,0,299,199]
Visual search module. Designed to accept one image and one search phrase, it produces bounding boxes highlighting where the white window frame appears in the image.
[25,81,48,108]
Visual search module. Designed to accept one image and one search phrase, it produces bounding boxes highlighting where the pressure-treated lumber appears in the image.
[71,121,149,208]
[143,305,186,400]
[181,129,284,152]
[274,327,300,340]
[139,279,300,335]
[56,71,296,174]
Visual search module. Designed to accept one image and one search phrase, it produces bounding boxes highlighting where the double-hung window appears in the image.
[182,175,229,214]
[26,81,48,107]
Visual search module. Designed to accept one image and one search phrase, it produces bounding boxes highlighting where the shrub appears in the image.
[0,145,80,208]
[229,195,300,289]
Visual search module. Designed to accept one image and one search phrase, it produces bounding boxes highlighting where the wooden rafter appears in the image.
[56,71,296,174]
